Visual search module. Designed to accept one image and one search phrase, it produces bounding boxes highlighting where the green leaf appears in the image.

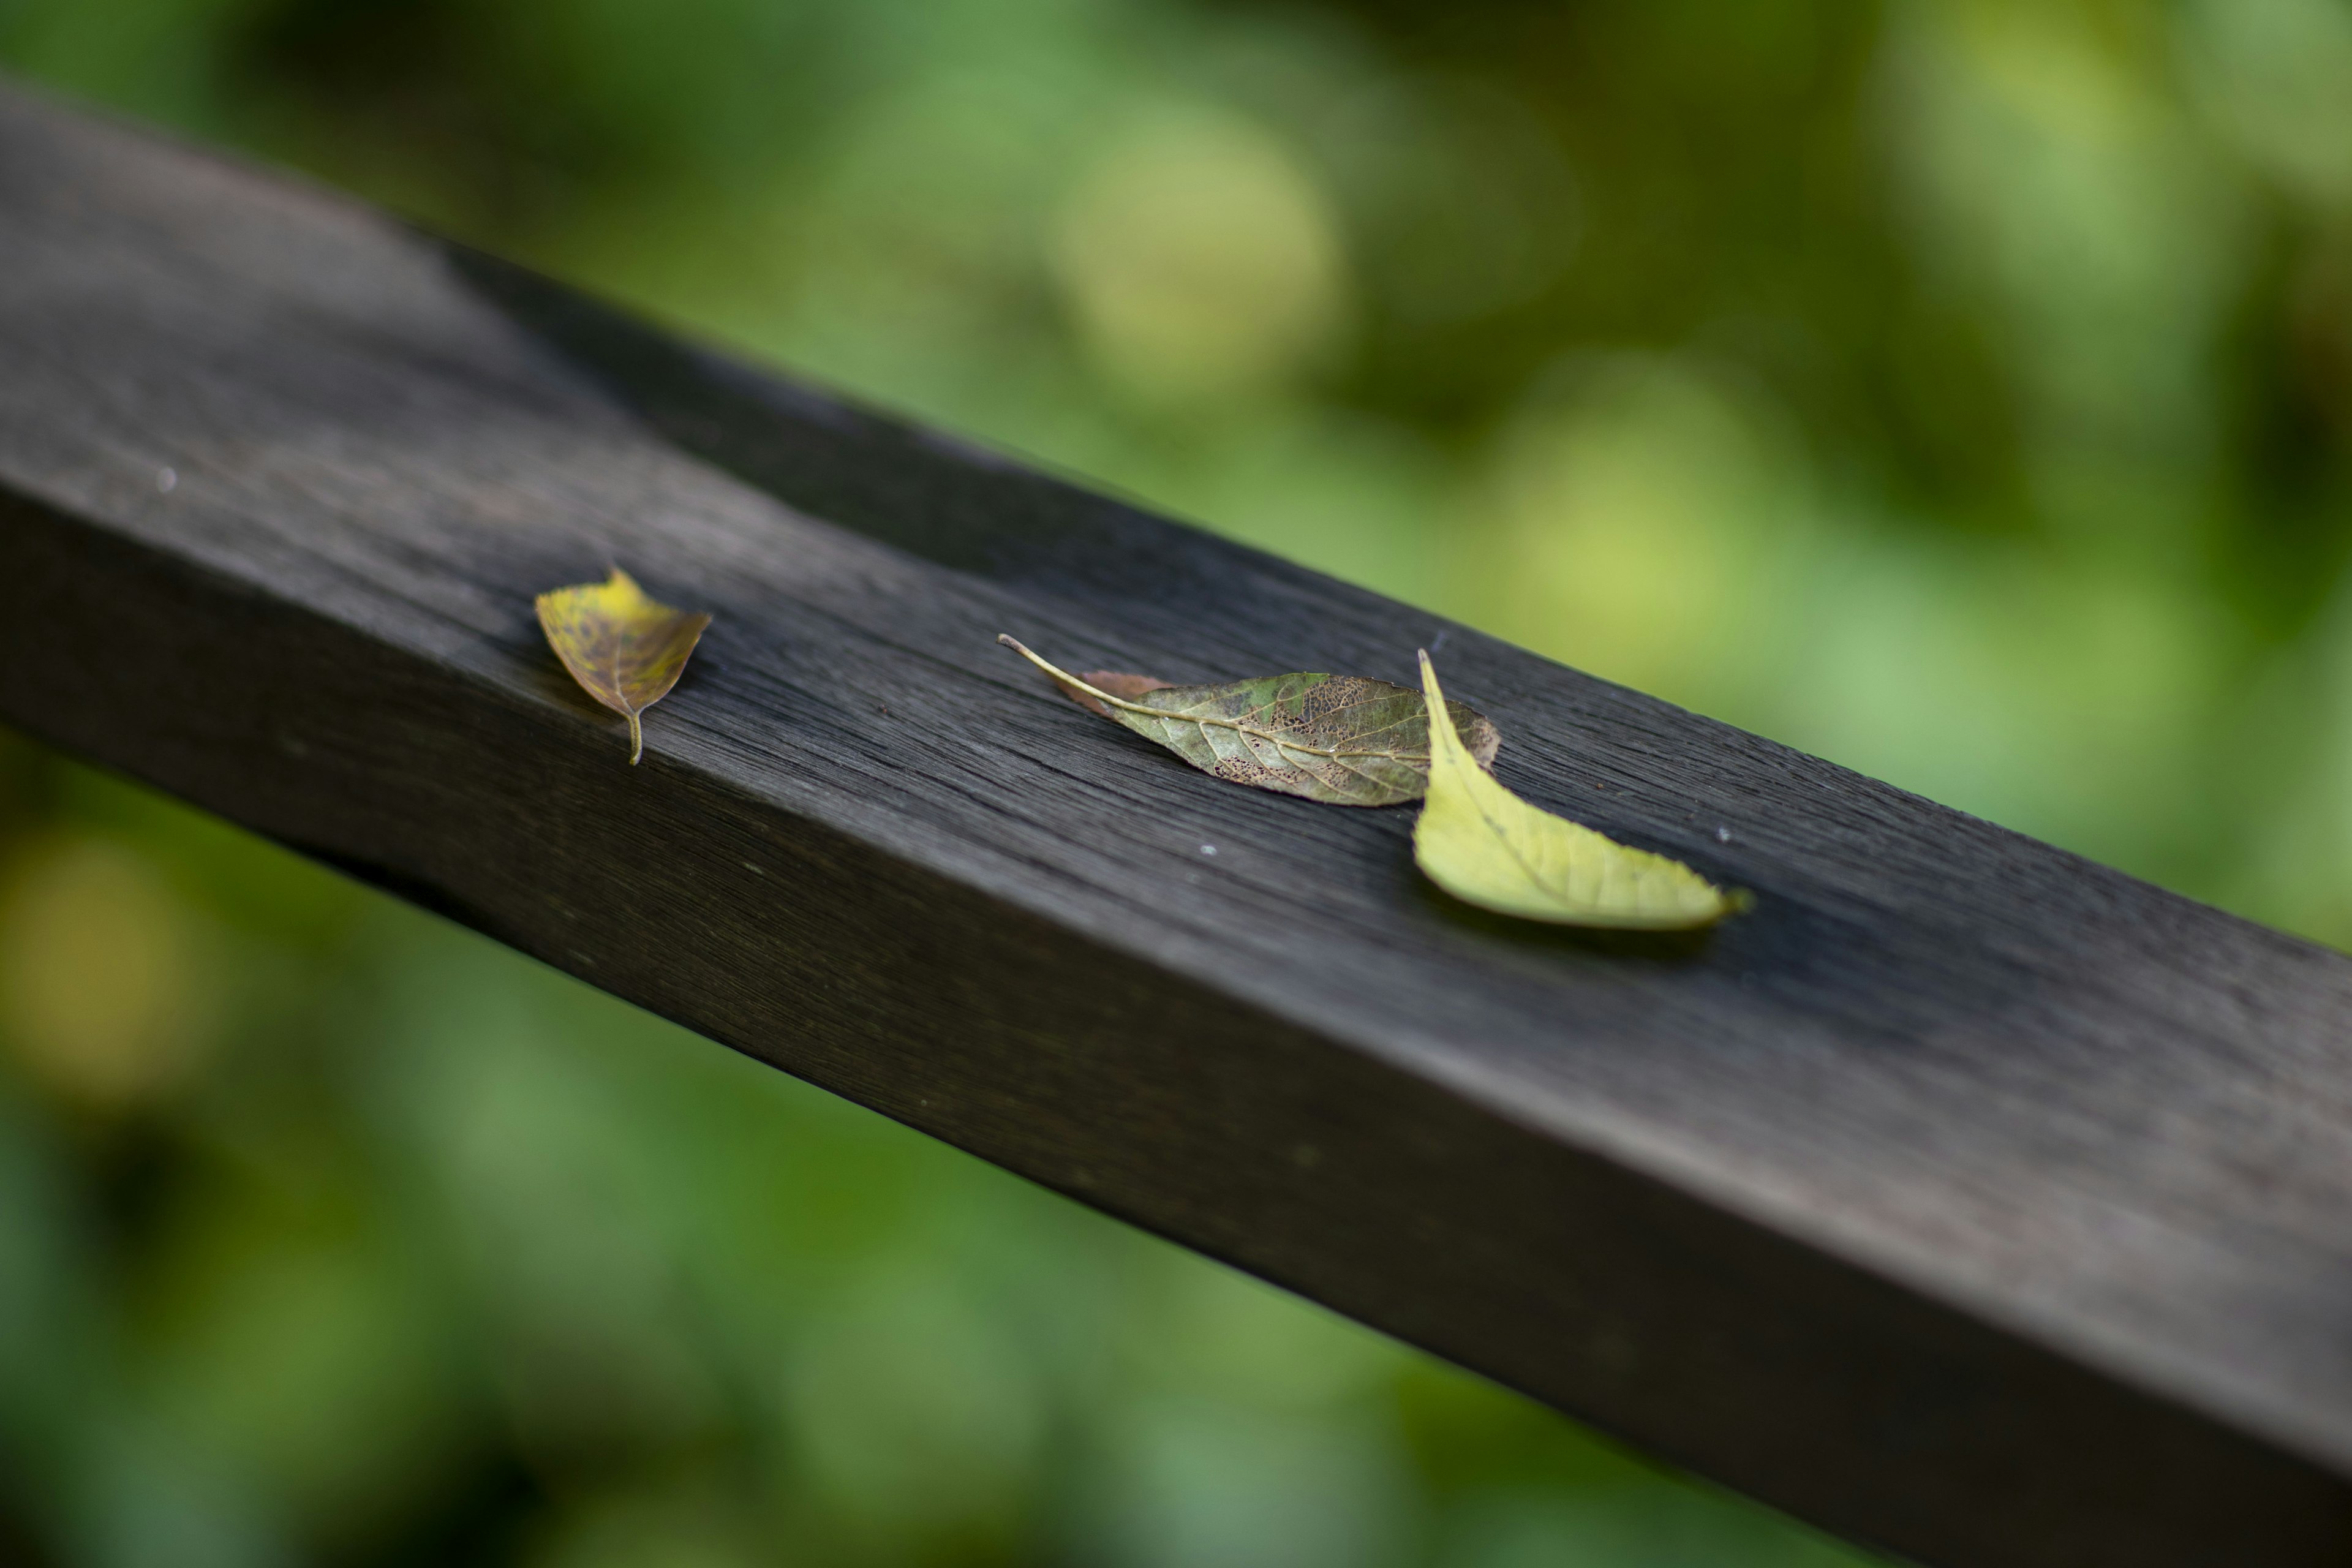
[999,636,1500,807]
[536,568,712,764]
[1413,651,1741,929]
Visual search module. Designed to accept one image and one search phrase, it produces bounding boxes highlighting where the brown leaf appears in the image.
[1000,636,1501,807]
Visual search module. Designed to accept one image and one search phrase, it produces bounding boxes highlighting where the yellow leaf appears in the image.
[1413,651,1741,929]
[535,568,712,764]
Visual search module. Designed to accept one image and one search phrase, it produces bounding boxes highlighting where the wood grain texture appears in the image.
[6,82,2352,1567]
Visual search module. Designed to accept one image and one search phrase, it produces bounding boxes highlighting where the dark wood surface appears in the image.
[9,81,2352,1567]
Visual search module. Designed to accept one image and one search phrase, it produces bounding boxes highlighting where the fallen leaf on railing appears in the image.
[1414,650,1741,929]
[999,635,1498,806]
[536,568,711,764]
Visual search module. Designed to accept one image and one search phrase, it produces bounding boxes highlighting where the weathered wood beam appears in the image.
[7,82,2352,1567]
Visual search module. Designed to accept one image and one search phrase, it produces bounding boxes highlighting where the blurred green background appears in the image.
[2,0,2349,1562]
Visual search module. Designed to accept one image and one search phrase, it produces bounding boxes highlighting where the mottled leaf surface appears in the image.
[1414,651,1738,928]
[1001,636,1499,807]
[536,568,712,763]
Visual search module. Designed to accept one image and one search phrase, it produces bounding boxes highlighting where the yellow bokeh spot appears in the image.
[0,835,209,1110]
[1050,105,1349,405]
[1480,357,1804,708]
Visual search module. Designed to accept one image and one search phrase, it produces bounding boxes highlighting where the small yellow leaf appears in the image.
[1413,651,1741,929]
[535,568,712,764]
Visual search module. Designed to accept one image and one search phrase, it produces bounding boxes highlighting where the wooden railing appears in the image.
[9,81,2352,1567]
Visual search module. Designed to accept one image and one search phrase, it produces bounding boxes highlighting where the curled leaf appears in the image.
[1414,651,1740,929]
[536,568,712,764]
[1000,635,1499,807]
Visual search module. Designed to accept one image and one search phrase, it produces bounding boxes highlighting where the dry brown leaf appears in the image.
[1000,636,1499,806]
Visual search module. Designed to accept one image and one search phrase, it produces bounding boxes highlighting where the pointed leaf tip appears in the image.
[999,637,1498,806]
[537,568,711,764]
[1413,652,1740,929]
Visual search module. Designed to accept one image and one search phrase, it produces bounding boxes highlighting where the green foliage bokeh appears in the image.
[2,0,2349,1562]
